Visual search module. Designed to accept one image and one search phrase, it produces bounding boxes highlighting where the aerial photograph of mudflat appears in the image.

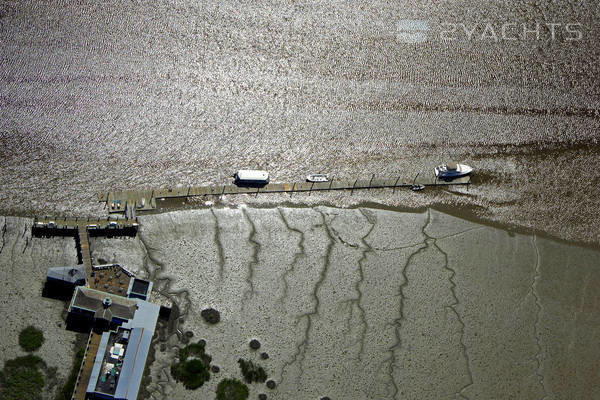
[1,1,599,400]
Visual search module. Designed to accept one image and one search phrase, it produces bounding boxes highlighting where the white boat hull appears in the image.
[435,163,473,180]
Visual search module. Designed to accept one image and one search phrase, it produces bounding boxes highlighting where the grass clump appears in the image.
[0,355,46,400]
[19,326,44,352]
[54,348,85,400]
[201,308,221,324]
[237,358,267,383]
[171,340,212,389]
[216,378,249,400]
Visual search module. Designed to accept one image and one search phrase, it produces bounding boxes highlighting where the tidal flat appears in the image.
[0,217,81,400]
[85,207,600,399]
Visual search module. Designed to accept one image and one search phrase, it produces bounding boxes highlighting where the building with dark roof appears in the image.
[46,265,87,287]
[126,278,152,300]
[69,287,138,326]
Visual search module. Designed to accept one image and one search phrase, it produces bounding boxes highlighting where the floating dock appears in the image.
[99,176,471,215]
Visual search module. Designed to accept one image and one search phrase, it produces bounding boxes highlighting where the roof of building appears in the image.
[80,291,161,400]
[87,331,113,396]
[70,287,138,322]
[114,327,154,400]
[127,278,153,301]
[47,265,86,284]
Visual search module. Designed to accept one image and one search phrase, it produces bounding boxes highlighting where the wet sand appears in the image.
[87,207,600,399]
[0,217,82,400]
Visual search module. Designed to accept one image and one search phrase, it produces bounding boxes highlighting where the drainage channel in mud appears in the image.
[116,206,600,400]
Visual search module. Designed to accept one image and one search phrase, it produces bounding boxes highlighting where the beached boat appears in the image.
[306,174,328,183]
[233,170,270,185]
[434,162,473,180]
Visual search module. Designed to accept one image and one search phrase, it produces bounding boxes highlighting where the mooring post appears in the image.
[369,174,374,190]
[351,178,358,195]
[329,177,334,191]
[255,187,260,198]
[309,181,314,196]
[187,186,190,197]
[221,185,225,198]
[393,176,400,193]
[290,182,296,198]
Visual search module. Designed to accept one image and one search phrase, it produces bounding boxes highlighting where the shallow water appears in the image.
[87,207,600,399]
[1,1,600,245]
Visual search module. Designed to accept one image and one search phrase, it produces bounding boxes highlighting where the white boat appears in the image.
[233,170,270,185]
[306,174,328,183]
[434,162,473,180]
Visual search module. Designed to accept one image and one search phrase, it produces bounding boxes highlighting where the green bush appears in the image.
[216,378,249,400]
[237,358,267,383]
[0,355,46,400]
[54,348,85,400]
[170,340,212,389]
[19,326,44,352]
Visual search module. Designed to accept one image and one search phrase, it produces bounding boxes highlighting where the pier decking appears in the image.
[33,217,138,284]
[100,175,471,214]
[73,332,102,400]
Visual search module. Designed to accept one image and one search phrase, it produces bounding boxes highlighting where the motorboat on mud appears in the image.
[434,162,473,180]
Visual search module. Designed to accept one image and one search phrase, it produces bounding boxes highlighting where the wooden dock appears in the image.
[73,332,102,400]
[77,228,92,279]
[33,216,138,230]
[100,176,471,214]
[33,217,139,284]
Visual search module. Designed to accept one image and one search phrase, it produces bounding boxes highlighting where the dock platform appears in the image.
[100,176,471,214]
[33,217,139,284]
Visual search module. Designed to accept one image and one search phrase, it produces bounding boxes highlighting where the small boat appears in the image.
[233,170,270,186]
[410,173,425,191]
[306,174,328,183]
[434,162,473,180]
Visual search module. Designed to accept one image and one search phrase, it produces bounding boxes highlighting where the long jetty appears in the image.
[99,175,471,215]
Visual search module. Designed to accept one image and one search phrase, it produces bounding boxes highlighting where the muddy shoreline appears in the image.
[3,193,599,252]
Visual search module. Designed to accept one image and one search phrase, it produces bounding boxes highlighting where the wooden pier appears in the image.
[33,217,139,283]
[77,228,92,277]
[99,175,471,214]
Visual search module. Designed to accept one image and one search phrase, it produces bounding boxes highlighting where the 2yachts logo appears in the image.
[396,20,430,43]
[441,22,583,42]
[396,20,583,43]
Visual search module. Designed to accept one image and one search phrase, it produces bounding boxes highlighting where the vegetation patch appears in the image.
[19,326,44,352]
[216,378,249,400]
[171,340,212,389]
[0,355,46,400]
[201,308,221,324]
[237,358,267,384]
[54,348,85,400]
